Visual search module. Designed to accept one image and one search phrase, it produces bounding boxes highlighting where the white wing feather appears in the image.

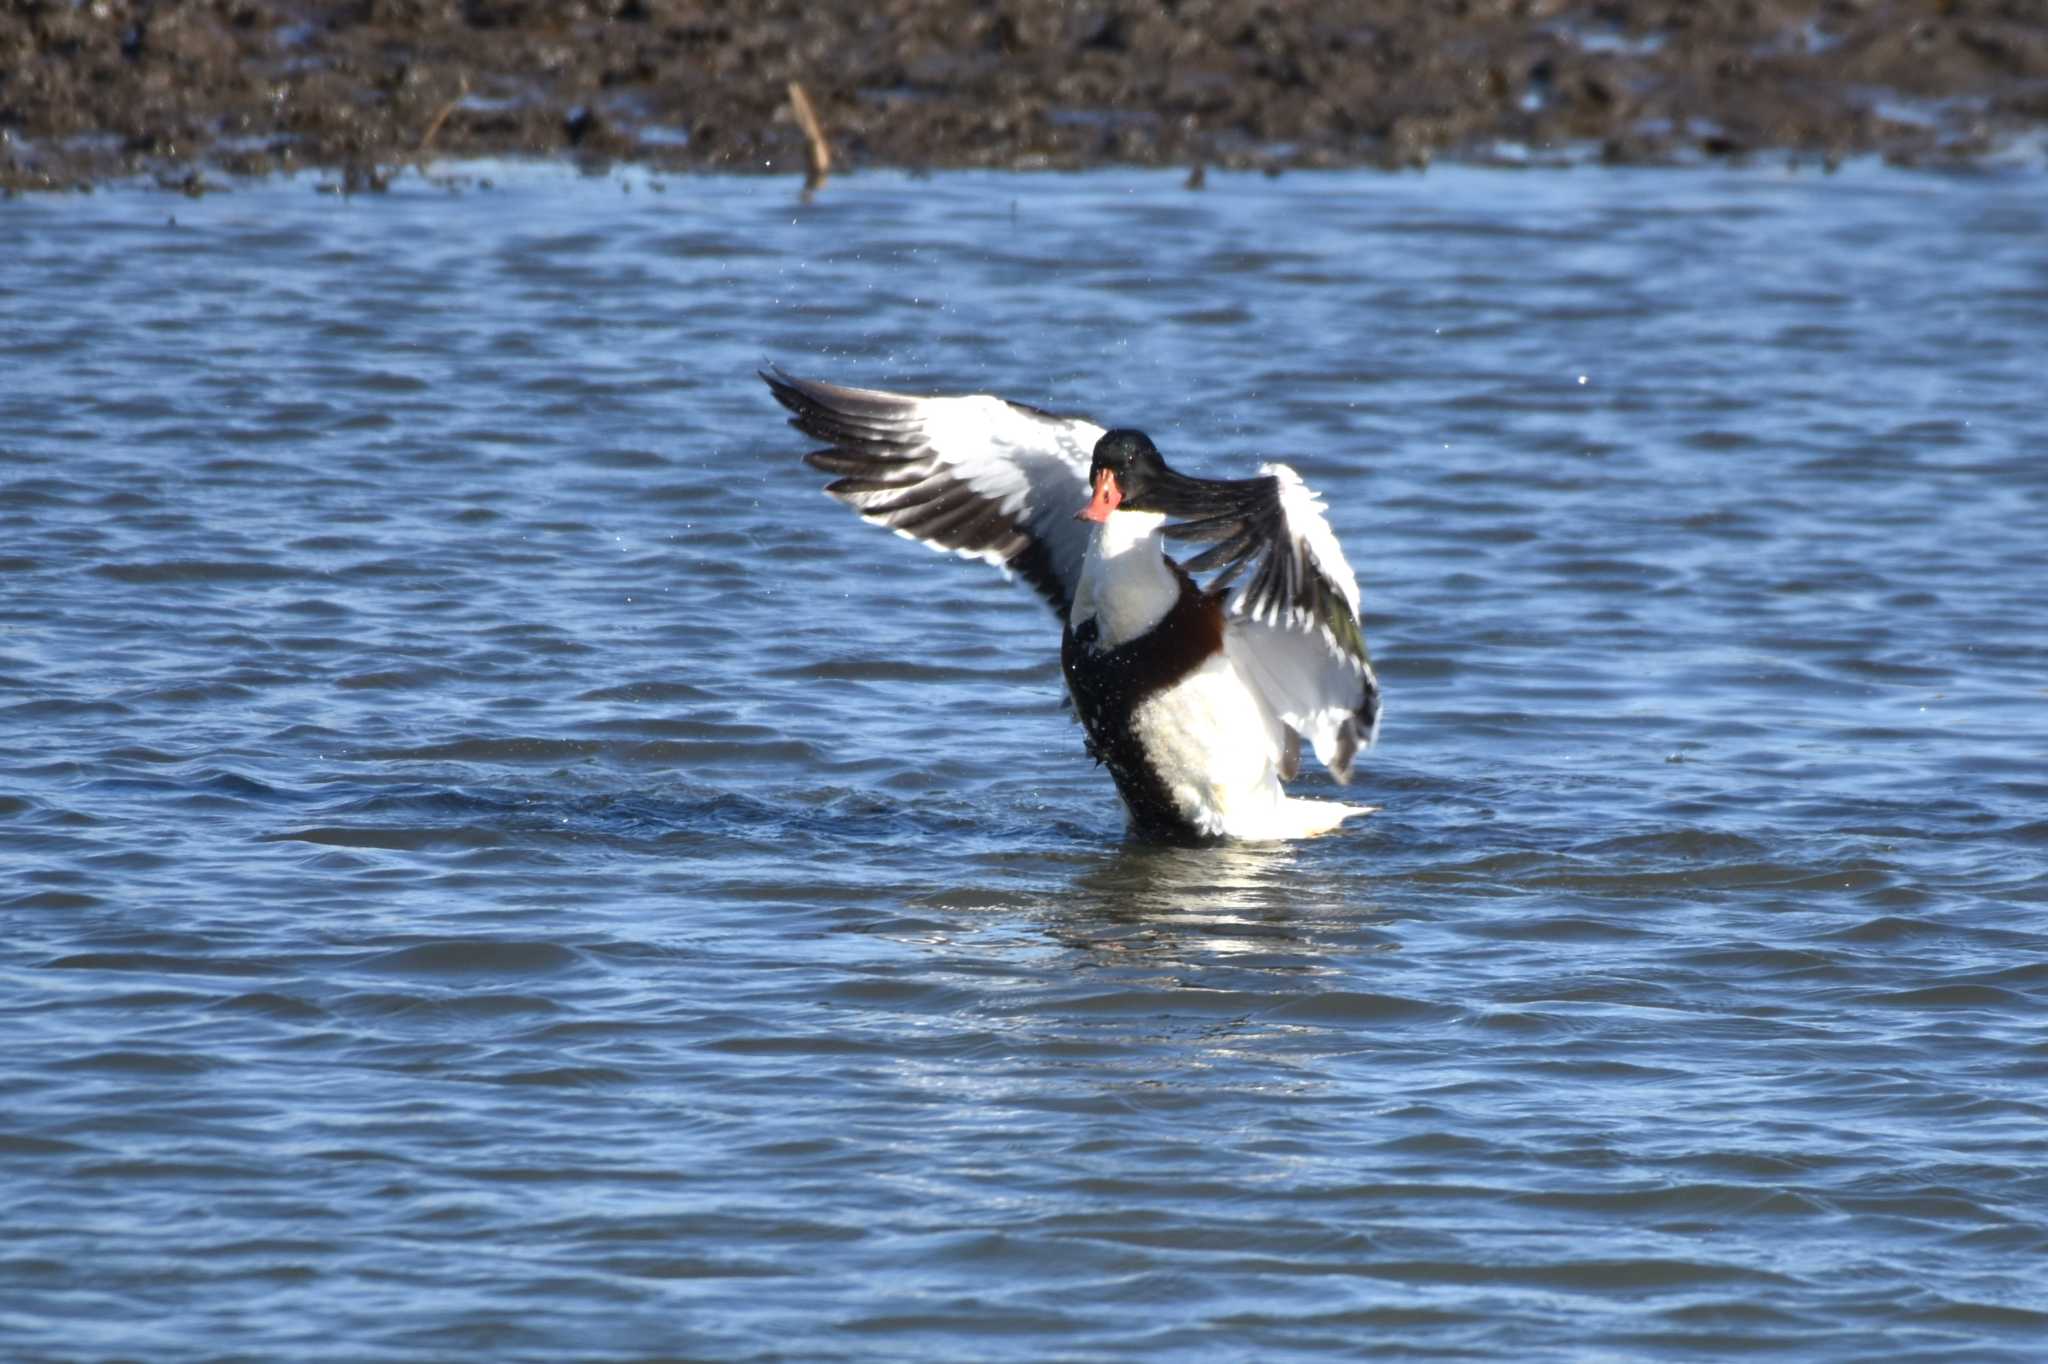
[764,370,1103,614]
[1207,463,1380,781]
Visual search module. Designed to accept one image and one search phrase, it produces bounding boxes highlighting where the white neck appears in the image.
[1071,508,1176,648]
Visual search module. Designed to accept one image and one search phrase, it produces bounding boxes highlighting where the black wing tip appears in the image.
[760,365,809,424]
[764,367,928,452]
[761,363,826,418]
[760,366,924,417]
[804,448,921,478]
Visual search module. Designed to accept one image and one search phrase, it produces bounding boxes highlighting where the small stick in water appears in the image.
[787,80,831,193]
[419,77,470,154]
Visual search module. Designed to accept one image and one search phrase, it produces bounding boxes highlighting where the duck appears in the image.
[762,367,1382,844]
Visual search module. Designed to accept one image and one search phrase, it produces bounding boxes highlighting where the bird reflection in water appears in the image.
[1046,840,1346,964]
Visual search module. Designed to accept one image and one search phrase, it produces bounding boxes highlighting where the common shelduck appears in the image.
[763,368,1382,844]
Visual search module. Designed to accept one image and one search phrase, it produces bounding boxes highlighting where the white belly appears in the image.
[1127,651,1375,842]
[1129,653,1280,835]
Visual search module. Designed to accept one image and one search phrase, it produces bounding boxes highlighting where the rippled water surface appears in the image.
[3,163,2045,1360]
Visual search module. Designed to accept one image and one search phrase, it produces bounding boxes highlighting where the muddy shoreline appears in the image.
[5,2,2046,193]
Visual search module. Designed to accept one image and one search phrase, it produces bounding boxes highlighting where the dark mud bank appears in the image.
[5,1,2046,192]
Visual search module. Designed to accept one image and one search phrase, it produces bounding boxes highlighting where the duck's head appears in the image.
[1078,429,1170,523]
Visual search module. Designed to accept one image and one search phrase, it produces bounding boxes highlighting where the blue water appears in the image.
[2,162,2045,1360]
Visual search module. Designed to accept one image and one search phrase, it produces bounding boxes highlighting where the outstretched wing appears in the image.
[1167,464,1381,782]
[762,367,1103,616]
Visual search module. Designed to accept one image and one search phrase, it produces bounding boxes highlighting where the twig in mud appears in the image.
[787,80,831,193]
